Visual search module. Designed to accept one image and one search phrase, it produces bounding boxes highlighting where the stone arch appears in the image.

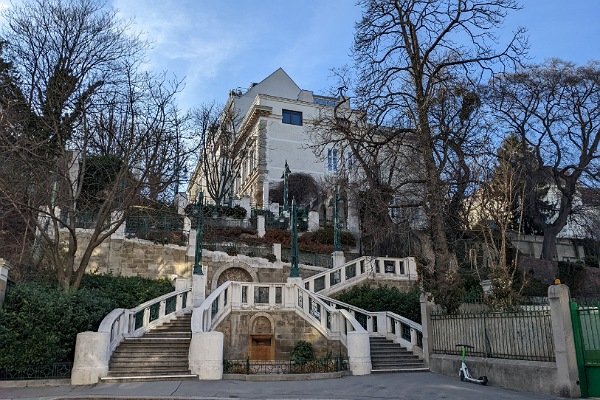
[249,312,275,335]
[211,262,258,291]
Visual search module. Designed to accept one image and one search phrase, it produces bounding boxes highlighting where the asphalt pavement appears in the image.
[0,372,560,400]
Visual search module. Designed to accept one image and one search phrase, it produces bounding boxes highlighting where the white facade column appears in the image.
[71,331,110,385]
[262,180,270,207]
[189,331,224,379]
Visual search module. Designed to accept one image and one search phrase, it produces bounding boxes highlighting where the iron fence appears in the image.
[431,307,555,362]
[0,363,72,380]
[281,248,332,268]
[223,358,348,375]
[203,242,274,259]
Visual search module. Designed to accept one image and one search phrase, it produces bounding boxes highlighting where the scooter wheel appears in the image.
[460,371,465,382]
[479,376,488,386]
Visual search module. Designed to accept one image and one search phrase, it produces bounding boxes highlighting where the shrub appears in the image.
[0,275,173,370]
[335,284,421,323]
[264,253,277,263]
[290,340,314,365]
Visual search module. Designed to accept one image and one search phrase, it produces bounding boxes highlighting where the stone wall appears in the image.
[73,231,327,288]
[214,311,346,361]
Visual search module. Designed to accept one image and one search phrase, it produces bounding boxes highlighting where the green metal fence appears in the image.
[571,297,600,397]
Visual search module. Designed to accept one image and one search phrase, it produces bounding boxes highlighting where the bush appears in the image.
[306,227,356,247]
[264,253,277,263]
[335,284,421,323]
[290,340,314,365]
[0,275,173,370]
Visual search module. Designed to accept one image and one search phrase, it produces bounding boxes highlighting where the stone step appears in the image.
[100,374,198,383]
[107,369,193,377]
[143,332,191,338]
[371,361,425,368]
[110,356,189,364]
[109,365,191,373]
[110,353,189,360]
[371,367,430,374]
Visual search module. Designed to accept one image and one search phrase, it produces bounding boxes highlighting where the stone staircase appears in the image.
[101,312,197,382]
[369,337,428,373]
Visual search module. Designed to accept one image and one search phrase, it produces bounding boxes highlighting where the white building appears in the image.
[189,68,349,209]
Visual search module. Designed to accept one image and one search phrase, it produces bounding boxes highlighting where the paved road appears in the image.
[0,372,559,400]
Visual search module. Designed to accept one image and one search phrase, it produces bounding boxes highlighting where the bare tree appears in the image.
[332,0,525,306]
[489,60,600,260]
[0,0,194,290]
[190,102,242,208]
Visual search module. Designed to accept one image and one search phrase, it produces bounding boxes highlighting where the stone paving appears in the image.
[0,372,559,400]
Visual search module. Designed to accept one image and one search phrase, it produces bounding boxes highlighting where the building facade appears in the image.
[189,68,348,209]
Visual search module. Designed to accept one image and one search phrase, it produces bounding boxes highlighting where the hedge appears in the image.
[0,275,173,370]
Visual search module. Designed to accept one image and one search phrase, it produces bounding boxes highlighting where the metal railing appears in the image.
[223,358,348,374]
[0,362,72,381]
[203,242,273,258]
[98,287,193,353]
[430,307,555,362]
[281,248,333,268]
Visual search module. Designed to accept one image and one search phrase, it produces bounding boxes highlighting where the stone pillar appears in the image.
[175,192,188,215]
[239,196,251,220]
[332,251,345,269]
[71,331,110,385]
[0,259,10,309]
[273,243,281,261]
[346,201,360,234]
[347,331,372,375]
[308,211,319,232]
[257,215,265,238]
[192,271,206,308]
[419,293,434,366]
[189,331,224,379]
[175,277,191,291]
[548,284,581,398]
[110,211,125,240]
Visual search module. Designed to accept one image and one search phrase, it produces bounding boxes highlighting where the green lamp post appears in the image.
[282,161,291,213]
[192,192,204,275]
[289,198,300,278]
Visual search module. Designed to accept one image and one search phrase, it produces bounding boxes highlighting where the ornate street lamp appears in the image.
[289,198,300,278]
[282,160,291,213]
[192,191,204,275]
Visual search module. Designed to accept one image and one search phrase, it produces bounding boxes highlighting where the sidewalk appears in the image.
[0,372,559,400]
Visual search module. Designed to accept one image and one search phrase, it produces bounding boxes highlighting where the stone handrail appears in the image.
[192,281,233,332]
[191,281,365,347]
[318,295,422,351]
[303,256,417,296]
[98,287,193,352]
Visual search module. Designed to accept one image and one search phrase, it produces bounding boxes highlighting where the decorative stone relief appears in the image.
[216,267,253,287]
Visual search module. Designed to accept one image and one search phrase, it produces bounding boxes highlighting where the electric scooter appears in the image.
[456,344,488,385]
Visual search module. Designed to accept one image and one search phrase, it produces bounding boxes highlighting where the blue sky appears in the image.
[3,0,599,110]
[109,0,600,111]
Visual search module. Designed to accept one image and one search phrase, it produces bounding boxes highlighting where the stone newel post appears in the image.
[548,284,581,398]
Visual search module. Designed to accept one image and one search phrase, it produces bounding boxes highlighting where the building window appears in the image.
[327,148,338,172]
[282,109,302,126]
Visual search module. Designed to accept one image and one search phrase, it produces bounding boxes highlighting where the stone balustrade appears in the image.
[318,295,423,353]
[190,280,372,378]
[71,282,192,385]
[303,256,418,296]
